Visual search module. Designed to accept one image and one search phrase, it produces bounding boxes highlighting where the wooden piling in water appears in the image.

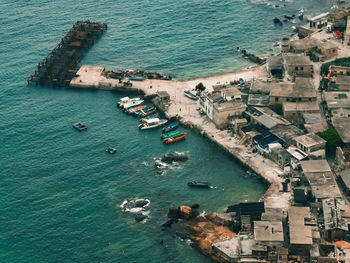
[28,20,107,86]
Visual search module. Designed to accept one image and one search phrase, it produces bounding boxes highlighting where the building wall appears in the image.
[286,65,313,77]
[199,94,214,120]
[337,83,350,91]
[335,147,350,170]
[296,140,326,155]
[321,47,338,58]
[283,108,320,122]
[270,96,316,104]
[329,66,350,76]
[212,107,245,129]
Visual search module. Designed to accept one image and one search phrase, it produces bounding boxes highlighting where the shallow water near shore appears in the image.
[0,0,345,262]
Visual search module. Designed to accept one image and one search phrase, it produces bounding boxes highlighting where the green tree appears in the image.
[269,103,283,115]
[317,128,343,156]
[195,82,206,92]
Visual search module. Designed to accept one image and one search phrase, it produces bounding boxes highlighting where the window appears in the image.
[275,98,279,102]
[295,66,299,70]
[287,98,290,102]
[309,98,312,101]
[300,66,304,71]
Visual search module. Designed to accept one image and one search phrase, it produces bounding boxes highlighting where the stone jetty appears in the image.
[28,20,107,86]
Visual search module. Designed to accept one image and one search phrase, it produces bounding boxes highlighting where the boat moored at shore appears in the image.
[164,132,187,144]
[122,99,144,110]
[184,90,198,100]
[162,122,179,133]
[161,130,180,140]
[127,105,147,114]
[138,118,168,130]
[117,96,141,107]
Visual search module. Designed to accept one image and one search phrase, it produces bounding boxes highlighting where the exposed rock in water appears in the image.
[191,203,200,209]
[163,204,237,262]
[161,152,188,163]
[134,199,150,208]
[135,213,148,222]
[240,49,266,64]
[273,17,282,24]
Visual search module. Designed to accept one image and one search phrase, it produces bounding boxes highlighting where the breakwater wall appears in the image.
[28,20,107,86]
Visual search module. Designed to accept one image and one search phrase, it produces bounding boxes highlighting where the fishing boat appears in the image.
[117,96,141,107]
[73,122,88,131]
[161,130,180,140]
[123,99,144,110]
[105,147,117,154]
[187,181,210,188]
[140,114,158,122]
[129,76,145,81]
[162,122,179,133]
[184,90,198,100]
[164,132,187,144]
[127,105,147,114]
[139,107,157,118]
[138,118,168,130]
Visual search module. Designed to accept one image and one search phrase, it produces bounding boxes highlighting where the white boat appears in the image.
[117,96,142,107]
[123,99,144,110]
[138,118,168,130]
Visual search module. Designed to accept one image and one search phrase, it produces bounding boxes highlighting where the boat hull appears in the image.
[164,132,187,144]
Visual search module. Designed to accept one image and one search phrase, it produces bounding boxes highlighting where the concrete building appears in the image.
[294,133,326,159]
[303,113,325,133]
[309,12,329,28]
[288,207,315,256]
[199,89,246,129]
[283,54,313,78]
[270,124,305,146]
[267,55,284,79]
[324,92,350,113]
[212,101,246,129]
[289,38,317,54]
[336,147,350,171]
[283,101,320,122]
[247,80,271,107]
[322,198,349,241]
[339,169,350,195]
[334,75,350,91]
[329,65,350,77]
[300,160,342,201]
[332,117,350,147]
[310,41,339,62]
[244,106,290,130]
[254,221,284,248]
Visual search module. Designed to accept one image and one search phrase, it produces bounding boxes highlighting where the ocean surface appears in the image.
[0,0,347,262]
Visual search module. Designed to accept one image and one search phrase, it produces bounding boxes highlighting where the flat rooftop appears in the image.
[332,117,350,144]
[300,160,331,173]
[245,106,290,129]
[288,207,313,245]
[303,113,323,124]
[283,101,320,112]
[254,221,284,242]
[270,124,305,145]
[324,92,350,109]
[294,133,325,148]
[284,54,312,66]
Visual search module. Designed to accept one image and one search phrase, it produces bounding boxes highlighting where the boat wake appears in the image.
[120,198,151,223]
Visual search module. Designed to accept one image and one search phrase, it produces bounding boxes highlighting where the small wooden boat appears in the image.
[105,147,117,154]
[161,130,180,140]
[162,122,179,133]
[127,105,147,114]
[139,118,168,130]
[129,76,145,81]
[184,90,198,100]
[187,181,210,188]
[73,122,88,131]
[139,107,157,118]
[164,132,187,144]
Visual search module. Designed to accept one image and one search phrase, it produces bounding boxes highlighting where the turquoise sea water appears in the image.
[0,0,346,262]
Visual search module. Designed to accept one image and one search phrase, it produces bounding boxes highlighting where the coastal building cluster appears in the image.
[28,7,350,263]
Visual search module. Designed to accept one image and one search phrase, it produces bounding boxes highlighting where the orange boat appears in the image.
[164,132,187,144]
[127,105,146,114]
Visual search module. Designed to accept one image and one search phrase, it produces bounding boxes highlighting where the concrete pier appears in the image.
[28,21,107,86]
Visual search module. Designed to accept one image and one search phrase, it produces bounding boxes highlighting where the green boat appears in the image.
[161,130,180,140]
